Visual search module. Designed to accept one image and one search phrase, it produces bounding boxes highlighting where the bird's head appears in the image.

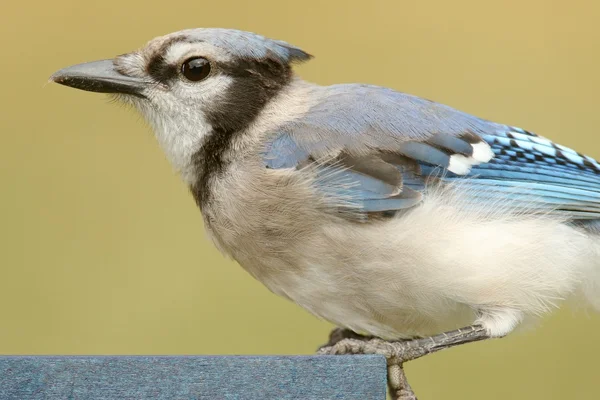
[50,28,311,179]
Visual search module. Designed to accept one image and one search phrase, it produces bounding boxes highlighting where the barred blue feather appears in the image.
[445,128,600,218]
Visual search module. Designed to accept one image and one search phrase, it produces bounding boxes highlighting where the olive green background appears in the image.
[2,1,600,399]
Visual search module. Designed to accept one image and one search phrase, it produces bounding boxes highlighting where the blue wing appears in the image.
[262,85,600,220]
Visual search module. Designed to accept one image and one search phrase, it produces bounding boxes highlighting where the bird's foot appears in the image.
[317,325,491,400]
[316,327,373,351]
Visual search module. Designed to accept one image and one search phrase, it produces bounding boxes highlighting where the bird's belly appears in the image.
[239,250,478,340]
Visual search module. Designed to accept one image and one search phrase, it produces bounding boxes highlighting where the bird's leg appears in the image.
[317,324,489,360]
[317,325,490,400]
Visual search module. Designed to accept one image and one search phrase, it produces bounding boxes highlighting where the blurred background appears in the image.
[2,0,600,398]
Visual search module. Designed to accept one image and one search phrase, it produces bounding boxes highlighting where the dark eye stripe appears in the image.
[147,54,178,82]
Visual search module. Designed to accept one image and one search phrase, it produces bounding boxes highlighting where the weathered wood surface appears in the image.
[0,355,387,399]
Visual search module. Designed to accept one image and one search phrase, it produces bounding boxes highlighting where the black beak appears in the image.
[50,59,148,97]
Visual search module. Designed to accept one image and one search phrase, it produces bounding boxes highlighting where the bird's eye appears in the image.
[181,57,211,82]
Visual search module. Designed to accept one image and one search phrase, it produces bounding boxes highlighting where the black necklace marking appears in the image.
[190,58,293,209]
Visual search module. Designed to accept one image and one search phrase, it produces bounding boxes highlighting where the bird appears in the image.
[50,28,600,372]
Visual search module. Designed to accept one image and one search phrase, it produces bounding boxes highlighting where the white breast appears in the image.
[207,172,600,339]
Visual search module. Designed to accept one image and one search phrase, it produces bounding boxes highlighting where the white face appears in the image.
[51,29,300,185]
[112,39,236,181]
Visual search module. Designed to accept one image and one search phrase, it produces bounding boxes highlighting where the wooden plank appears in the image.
[0,355,386,399]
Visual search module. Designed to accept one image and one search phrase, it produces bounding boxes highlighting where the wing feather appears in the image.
[262,84,600,219]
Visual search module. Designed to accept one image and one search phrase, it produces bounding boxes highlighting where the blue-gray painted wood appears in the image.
[0,355,387,400]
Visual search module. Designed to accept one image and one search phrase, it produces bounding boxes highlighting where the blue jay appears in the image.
[51,28,600,360]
